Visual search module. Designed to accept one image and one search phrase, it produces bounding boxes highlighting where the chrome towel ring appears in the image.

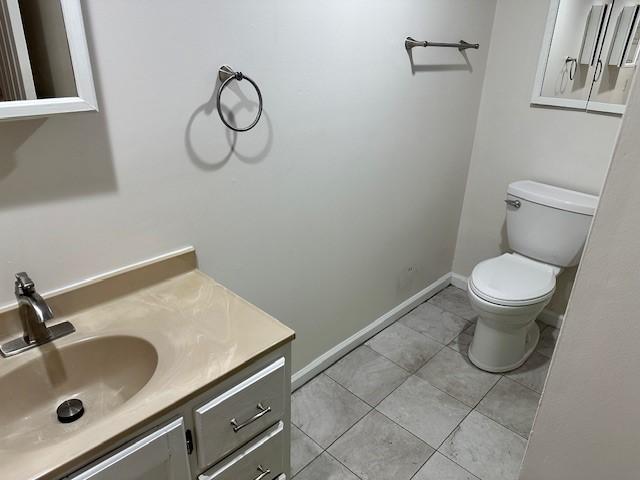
[565,56,577,80]
[217,65,263,132]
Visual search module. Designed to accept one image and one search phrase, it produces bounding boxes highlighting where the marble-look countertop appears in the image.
[0,253,294,480]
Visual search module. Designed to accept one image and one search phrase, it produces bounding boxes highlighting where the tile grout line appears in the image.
[505,372,545,395]
[314,378,440,477]
[290,425,325,477]
[432,368,512,479]
[471,408,529,442]
[324,449,365,480]
[366,338,450,376]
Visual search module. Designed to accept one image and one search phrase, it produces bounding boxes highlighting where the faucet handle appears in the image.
[15,272,35,294]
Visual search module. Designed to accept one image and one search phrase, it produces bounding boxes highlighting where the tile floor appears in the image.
[290,286,558,480]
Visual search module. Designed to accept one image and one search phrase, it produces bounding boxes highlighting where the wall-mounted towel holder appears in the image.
[405,37,479,51]
[217,65,263,132]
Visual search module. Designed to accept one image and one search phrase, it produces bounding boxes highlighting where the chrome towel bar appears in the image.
[405,36,479,51]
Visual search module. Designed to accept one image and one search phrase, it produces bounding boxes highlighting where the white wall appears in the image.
[519,59,640,480]
[453,0,621,314]
[0,0,496,372]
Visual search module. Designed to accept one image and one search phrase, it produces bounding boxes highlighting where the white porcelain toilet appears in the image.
[467,180,598,373]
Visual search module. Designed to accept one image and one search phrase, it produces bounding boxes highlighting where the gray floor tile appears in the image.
[440,411,527,480]
[325,345,410,405]
[291,374,371,448]
[377,376,470,448]
[476,377,540,438]
[448,332,473,355]
[506,352,551,393]
[413,452,479,480]
[366,322,444,372]
[399,303,468,344]
[416,347,500,407]
[293,452,359,480]
[536,325,559,358]
[328,410,434,480]
[428,287,477,321]
[291,425,323,476]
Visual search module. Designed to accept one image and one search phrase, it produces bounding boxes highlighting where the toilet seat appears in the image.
[469,254,556,307]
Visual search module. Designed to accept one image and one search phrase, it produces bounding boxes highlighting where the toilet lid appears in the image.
[470,254,556,306]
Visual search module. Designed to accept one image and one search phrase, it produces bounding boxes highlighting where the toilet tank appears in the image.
[506,181,599,267]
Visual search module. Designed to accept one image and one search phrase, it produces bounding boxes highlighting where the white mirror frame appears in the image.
[532,0,625,116]
[0,0,97,121]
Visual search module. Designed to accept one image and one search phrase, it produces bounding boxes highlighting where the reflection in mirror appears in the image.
[589,1,639,110]
[0,0,76,102]
[608,5,639,67]
[534,0,639,115]
[538,0,612,106]
[624,8,640,65]
[579,5,609,65]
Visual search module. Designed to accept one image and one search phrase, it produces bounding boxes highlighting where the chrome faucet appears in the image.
[0,272,75,357]
[15,272,54,344]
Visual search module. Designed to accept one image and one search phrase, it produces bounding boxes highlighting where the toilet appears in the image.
[467,180,598,373]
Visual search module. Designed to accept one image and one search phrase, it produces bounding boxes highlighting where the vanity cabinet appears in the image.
[66,418,191,480]
[62,346,291,480]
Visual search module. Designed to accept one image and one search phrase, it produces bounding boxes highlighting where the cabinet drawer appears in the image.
[199,421,285,480]
[194,357,286,468]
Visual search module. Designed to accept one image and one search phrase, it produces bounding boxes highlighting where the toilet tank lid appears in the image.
[508,180,598,216]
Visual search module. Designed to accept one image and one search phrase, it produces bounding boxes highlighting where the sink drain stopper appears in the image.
[57,399,84,423]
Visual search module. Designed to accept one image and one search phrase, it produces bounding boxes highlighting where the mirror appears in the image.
[0,0,96,120]
[533,0,639,115]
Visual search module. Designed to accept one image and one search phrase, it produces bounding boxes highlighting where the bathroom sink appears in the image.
[0,335,158,452]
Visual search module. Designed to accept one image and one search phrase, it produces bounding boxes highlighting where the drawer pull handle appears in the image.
[230,403,272,432]
[253,465,271,480]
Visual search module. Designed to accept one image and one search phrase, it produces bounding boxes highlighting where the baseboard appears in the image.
[450,272,468,290]
[537,309,564,329]
[291,272,451,391]
[450,272,564,329]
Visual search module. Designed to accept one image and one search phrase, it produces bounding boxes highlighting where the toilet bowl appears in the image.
[466,180,598,373]
[467,253,559,372]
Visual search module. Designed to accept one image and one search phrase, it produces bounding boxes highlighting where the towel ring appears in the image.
[565,57,577,81]
[217,65,263,132]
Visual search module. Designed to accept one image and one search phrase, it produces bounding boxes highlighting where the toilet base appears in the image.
[466,279,549,373]
[468,321,540,373]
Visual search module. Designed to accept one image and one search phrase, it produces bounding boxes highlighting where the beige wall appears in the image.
[0,0,496,373]
[520,58,640,480]
[453,0,621,314]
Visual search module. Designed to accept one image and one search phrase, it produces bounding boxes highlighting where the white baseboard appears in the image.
[291,272,451,391]
[450,272,468,290]
[537,309,564,329]
[450,272,564,329]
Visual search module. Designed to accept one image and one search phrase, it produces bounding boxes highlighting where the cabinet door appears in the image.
[68,418,191,480]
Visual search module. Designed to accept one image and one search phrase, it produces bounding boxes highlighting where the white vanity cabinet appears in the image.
[62,346,291,480]
[66,418,191,480]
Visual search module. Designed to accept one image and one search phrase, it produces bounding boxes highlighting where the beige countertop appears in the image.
[0,250,294,480]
